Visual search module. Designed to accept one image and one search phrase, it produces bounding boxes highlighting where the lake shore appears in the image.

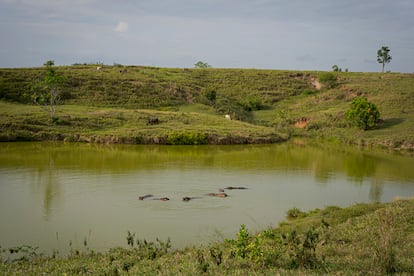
[0,102,287,145]
[0,100,413,150]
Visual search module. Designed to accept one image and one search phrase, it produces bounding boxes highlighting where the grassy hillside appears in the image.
[1,65,413,148]
[2,199,413,275]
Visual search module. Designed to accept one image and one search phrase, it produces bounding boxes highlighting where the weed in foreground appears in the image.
[371,207,401,274]
[281,227,324,270]
[125,231,171,260]
[286,207,307,219]
[197,249,210,273]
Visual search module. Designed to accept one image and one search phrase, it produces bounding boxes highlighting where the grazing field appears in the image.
[1,65,413,148]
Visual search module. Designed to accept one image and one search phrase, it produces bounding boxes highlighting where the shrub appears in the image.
[203,87,217,104]
[286,207,306,219]
[302,88,317,95]
[281,228,322,269]
[318,72,337,88]
[227,224,264,264]
[346,97,380,130]
[233,224,250,259]
[167,132,208,145]
[209,246,223,266]
[197,249,209,273]
[215,96,253,121]
[242,96,264,111]
[125,231,172,261]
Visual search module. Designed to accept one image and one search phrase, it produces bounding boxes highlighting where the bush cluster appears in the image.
[167,132,208,145]
[346,97,380,130]
[318,72,338,88]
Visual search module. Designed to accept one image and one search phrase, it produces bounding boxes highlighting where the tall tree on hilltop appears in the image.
[377,46,392,73]
[194,61,211,68]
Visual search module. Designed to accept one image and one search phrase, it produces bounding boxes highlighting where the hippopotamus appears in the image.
[206,192,228,198]
[138,194,154,200]
[139,194,169,201]
[224,186,247,190]
[154,197,170,201]
[182,196,202,202]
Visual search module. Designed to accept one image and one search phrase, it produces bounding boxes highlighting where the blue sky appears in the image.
[1,0,413,72]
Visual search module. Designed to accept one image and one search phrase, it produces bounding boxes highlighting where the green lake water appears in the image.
[1,142,414,255]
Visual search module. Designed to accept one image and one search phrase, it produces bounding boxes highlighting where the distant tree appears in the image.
[332,65,339,72]
[31,60,66,119]
[377,46,392,73]
[346,97,380,130]
[44,60,55,67]
[194,61,211,68]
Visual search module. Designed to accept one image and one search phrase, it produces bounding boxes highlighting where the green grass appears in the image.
[253,72,414,149]
[2,199,413,275]
[1,66,413,147]
[0,101,285,144]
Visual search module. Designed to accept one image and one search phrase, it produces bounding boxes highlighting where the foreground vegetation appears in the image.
[1,199,413,275]
[1,65,413,148]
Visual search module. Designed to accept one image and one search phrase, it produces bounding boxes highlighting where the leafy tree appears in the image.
[377,46,392,73]
[194,61,211,68]
[346,97,380,130]
[43,60,55,67]
[332,65,341,72]
[31,60,66,119]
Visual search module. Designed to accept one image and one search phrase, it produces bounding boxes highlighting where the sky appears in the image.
[1,0,413,72]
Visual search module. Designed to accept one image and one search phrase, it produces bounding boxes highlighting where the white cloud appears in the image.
[115,21,128,33]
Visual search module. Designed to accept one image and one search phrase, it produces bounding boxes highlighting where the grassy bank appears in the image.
[1,66,414,148]
[1,199,413,275]
[0,101,285,144]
